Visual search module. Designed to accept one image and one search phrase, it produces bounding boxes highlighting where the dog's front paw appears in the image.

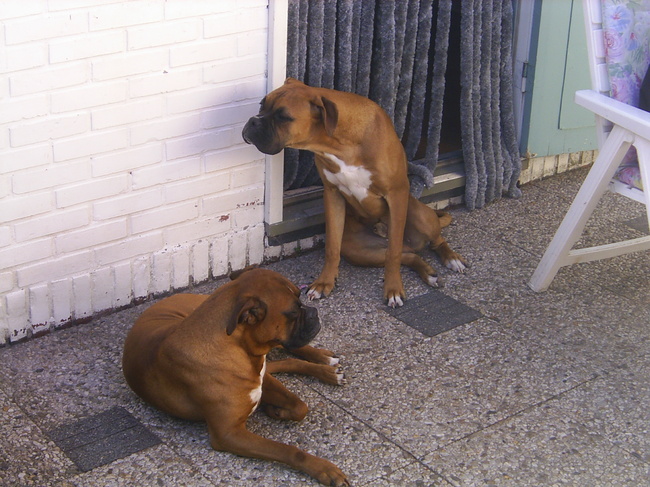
[384,283,405,308]
[313,348,340,366]
[334,366,346,385]
[444,255,467,273]
[426,274,442,288]
[307,281,334,300]
[313,461,350,487]
[386,293,404,308]
[307,288,322,300]
[320,364,346,386]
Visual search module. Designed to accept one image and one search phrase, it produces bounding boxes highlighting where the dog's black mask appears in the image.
[242,113,287,155]
[281,304,320,350]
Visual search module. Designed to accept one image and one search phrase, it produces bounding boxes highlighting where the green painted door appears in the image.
[522,0,597,157]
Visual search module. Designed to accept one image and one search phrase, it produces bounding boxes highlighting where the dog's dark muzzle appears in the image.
[242,116,284,155]
[282,305,321,350]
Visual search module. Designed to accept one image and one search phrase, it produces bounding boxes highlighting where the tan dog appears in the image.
[122,268,349,486]
[243,78,467,307]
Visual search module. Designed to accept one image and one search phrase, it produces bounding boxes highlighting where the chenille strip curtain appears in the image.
[284,0,521,209]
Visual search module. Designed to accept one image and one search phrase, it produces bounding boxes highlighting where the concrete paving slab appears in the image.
[0,167,648,486]
[0,388,75,486]
[555,350,650,464]
[423,400,650,486]
[64,444,214,487]
[359,460,452,486]
[127,377,415,486]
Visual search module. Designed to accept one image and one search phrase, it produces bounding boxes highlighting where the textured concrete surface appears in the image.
[1,167,649,486]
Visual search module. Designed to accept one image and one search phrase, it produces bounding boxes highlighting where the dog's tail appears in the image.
[435,210,453,228]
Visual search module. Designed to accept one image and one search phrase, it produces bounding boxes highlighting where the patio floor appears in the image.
[1,166,649,486]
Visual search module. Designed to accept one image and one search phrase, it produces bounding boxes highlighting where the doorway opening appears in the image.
[267,1,465,245]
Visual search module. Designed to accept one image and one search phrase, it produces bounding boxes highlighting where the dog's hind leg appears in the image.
[435,210,452,228]
[401,252,442,288]
[341,223,441,290]
[406,197,467,273]
[260,372,309,420]
[430,238,467,273]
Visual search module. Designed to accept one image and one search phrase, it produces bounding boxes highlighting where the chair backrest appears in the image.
[582,0,611,148]
[601,1,650,107]
[583,0,650,148]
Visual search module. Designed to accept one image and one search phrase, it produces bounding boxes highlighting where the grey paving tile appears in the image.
[448,184,577,257]
[124,376,410,486]
[553,249,650,305]
[65,443,214,487]
[325,322,597,456]
[454,171,647,263]
[287,290,597,454]
[0,388,75,486]
[358,460,453,486]
[420,222,649,361]
[0,317,136,431]
[555,350,650,463]
[528,165,592,195]
[423,400,650,487]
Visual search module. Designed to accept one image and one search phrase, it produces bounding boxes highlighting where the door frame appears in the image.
[264,0,288,227]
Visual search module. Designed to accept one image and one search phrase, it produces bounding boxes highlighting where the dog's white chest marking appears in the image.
[322,153,372,202]
[249,360,266,415]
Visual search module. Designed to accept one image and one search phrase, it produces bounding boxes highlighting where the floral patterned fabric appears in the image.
[602,0,650,191]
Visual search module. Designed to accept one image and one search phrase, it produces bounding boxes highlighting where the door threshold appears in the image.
[266,152,465,246]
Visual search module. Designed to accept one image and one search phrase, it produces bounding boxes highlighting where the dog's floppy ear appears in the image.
[312,96,338,137]
[226,296,267,335]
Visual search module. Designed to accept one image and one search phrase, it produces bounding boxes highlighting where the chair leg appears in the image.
[529,126,633,291]
[635,138,650,228]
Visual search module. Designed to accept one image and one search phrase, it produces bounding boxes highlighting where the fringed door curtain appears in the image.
[285,0,521,209]
[460,0,522,208]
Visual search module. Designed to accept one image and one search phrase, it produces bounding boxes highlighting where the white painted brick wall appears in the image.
[1,0,272,344]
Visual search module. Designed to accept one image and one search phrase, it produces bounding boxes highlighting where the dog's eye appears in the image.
[274,111,294,123]
[283,309,299,322]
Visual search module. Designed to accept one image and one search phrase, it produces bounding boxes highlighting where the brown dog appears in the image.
[122,268,349,486]
[243,78,467,307]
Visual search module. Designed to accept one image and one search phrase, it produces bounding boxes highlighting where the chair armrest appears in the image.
[575,89,650,141]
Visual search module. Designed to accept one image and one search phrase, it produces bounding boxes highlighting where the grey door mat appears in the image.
[385,290,482,337]
[46,406,161,472]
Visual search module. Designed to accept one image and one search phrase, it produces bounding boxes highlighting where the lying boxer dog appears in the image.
[122,267,349,486]
[243,78,467,308]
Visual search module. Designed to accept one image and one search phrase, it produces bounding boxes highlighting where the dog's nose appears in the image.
[242,116,261,144]
[304,305,319,325]
[248,115,263,128]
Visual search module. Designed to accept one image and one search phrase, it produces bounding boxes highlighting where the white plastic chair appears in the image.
[529,0,650,292]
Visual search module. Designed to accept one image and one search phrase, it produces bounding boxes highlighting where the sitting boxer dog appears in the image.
[122,267,349,486]
[242,78,467,308]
